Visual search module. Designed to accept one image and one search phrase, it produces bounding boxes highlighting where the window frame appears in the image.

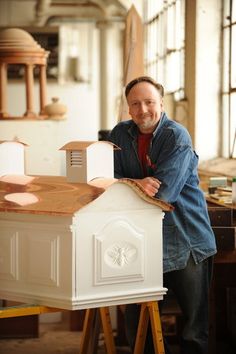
[143,0,185,100]
[222,0,236,158]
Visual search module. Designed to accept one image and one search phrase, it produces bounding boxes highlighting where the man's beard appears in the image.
[138,116,155,132]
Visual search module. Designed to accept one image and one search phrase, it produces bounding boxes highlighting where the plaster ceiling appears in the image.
[35,0,130,25]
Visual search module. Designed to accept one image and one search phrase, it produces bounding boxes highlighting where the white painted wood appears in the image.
[0,141,25,176]
[0,182,167,310]
[61,141,115,183]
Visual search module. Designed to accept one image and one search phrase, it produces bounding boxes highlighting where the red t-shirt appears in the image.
[137,132,153,176]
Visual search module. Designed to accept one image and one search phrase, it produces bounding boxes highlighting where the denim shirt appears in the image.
[109,112,217,273]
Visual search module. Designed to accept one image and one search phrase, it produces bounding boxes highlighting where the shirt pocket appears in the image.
[163,224,179,260]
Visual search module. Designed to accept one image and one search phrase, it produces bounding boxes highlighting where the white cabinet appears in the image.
[0,179,171,310]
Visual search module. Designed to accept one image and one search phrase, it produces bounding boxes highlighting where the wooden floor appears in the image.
[0,319,180,354]
[0,312,234,354]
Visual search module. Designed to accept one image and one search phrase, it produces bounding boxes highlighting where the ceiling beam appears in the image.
[35,0,127,25]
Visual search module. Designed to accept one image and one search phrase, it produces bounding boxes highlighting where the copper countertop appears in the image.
[0,176,104,216]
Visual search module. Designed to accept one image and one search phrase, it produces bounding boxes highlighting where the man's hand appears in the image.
[133,177,161,197]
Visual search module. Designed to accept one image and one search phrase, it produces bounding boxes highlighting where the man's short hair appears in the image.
[125,76,164,98]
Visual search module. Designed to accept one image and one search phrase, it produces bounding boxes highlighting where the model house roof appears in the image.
[59,141,120,151]
[0,140,28,146]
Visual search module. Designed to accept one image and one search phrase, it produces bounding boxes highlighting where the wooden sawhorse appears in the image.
[80,301,165,354]
[0,304,62,319]
[0,301,165,354]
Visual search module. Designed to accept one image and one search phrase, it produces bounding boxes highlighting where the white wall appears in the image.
[0,30,100,176]
[1,79,100,176]
[0,0,124,176]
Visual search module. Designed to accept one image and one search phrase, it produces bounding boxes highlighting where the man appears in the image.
[109,76,217,354]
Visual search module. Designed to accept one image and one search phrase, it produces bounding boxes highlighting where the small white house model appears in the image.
[60,141,119,183]
[0,140,27,177]
[0,140,36,204]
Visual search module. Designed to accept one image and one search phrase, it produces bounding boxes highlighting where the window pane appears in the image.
[223,0,230,26]
[144,0,185,97]
[180,48,185,89]
[157,18,164,56]
[223,27,230,92]
[157,59,164,83]
[231,24,236,88]
[222,0,236,157]
[166,52,180,92]
[230,93,236,156]
[146,0,164,20]
[221,92,236,157]
[167,4,175,49]
[175,0,185,49]
[222,94,230,156]
[232,0,236,22]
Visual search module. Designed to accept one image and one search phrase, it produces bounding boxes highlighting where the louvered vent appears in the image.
[70,150,82,167]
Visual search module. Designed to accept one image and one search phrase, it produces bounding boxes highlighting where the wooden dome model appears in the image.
[0,28,45,53]
[0,28,49,119]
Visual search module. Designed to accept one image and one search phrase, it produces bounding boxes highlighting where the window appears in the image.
[143,0,185,100]
[222,0,236,157]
